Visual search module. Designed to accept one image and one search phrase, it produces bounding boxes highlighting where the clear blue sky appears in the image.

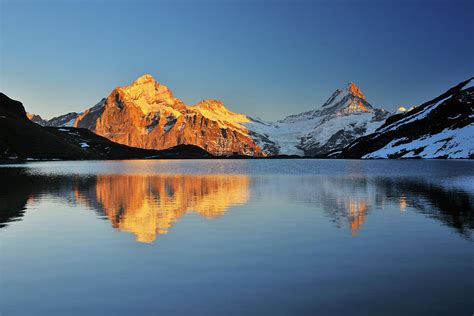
[1,0,473,120]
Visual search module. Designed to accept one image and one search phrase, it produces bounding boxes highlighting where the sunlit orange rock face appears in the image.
[336,83,371,114]
[346,82,365,100]
[26,112,47,125]
[73,74,263,156]
[90,174,249,243]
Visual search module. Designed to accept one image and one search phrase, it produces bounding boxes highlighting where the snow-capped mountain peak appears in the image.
[245,82,390,156]
[131,74,156,85]
[117,74,181,114]
[319,82,373,115]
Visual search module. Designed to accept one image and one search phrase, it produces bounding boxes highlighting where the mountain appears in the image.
[245,82,390,156]
[0,93,212,161]
[36,75,389,156]
[46,111,80,127]
[43,75,263,156]
[341,78,474,159]
[11,75,474,159]
[29,111,80,127]
[26,112,48,125]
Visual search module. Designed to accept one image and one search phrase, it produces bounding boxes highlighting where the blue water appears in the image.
[1,160,473,315]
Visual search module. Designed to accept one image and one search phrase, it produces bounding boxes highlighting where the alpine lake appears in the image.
[1,159,473,316]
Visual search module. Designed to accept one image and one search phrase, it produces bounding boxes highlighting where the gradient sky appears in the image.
[1,0,473,120]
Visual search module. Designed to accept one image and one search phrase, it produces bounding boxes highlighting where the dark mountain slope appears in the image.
[340,78,474,159]
[1,93,95,160]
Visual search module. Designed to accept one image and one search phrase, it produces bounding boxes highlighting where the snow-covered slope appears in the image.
[341,77,474,159]
[245,82,389,156]
[28,111,81,128]
[47,112,80,127]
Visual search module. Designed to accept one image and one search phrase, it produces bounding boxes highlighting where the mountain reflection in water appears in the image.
[91,175,249,242]
[0,168,473,242]
[0,170,249,243]
[284,176,473,238]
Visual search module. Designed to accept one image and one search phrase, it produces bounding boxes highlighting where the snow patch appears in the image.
[448,114,462,120]
[163,115,177,133]
[363,124,474,159]
[63,118,76,127]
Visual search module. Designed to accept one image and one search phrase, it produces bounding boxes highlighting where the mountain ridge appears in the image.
[32,75,388,156]
[24,74,473,158]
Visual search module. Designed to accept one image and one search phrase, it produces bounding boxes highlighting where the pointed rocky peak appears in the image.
[323,82,366,107]
[320,82,373,114]
[344,82,365,100]
[125,74,172,96]
[114,74,182,114]
[26,112,41,121]
[131,74,156,86]
[26,112,47,126]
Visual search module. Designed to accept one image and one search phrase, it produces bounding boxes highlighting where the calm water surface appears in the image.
[1,160,473,316]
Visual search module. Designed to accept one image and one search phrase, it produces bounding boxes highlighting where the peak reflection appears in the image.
[0,169,249,243]
[90,175,249,242]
